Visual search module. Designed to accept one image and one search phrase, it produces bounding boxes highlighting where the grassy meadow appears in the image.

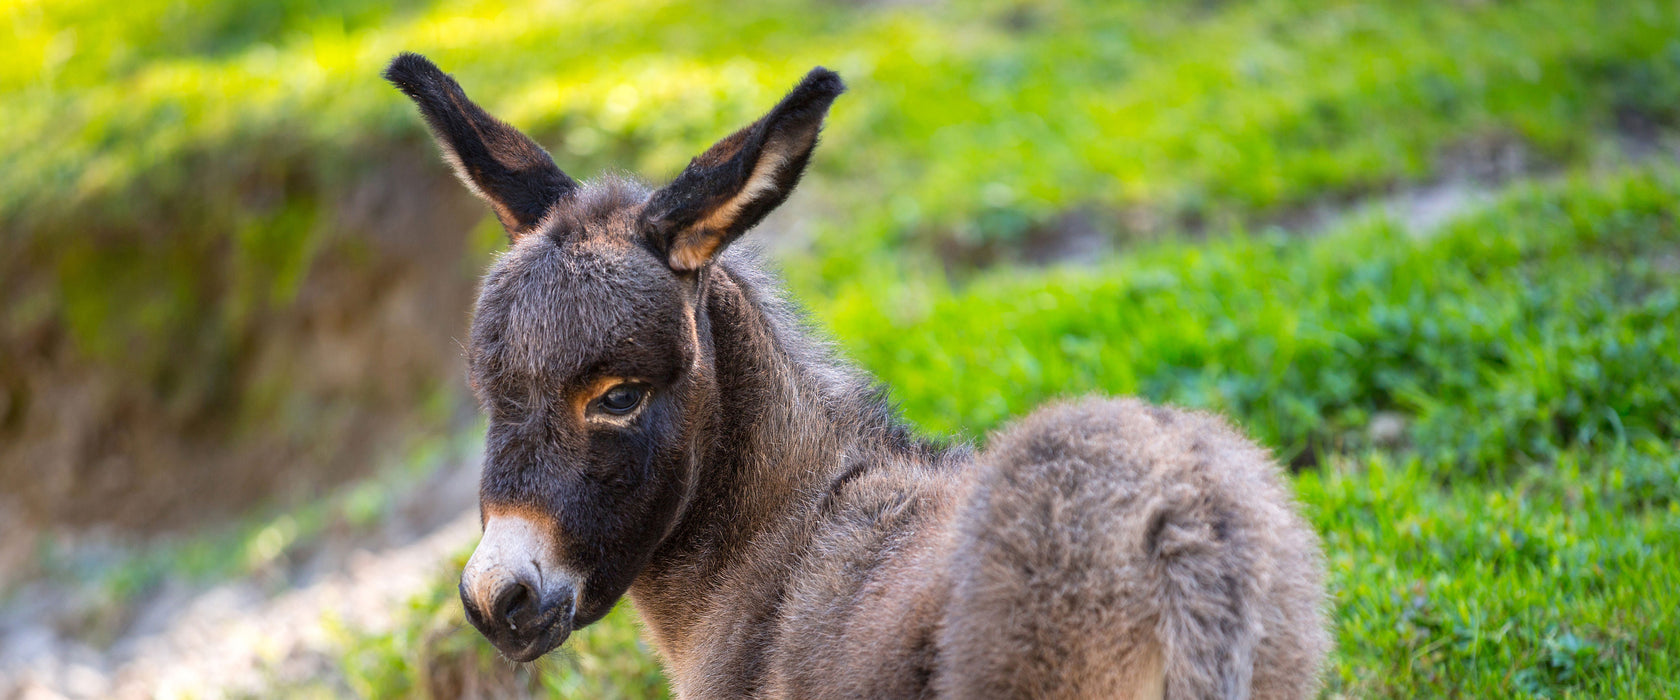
[4,0,1678,697]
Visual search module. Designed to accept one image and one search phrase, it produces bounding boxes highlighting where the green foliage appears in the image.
[8,0,1679,239]
[1304,448,1679,698]
[821,170,1680,476]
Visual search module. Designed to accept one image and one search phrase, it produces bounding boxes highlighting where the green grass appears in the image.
[1309,449,1679,697]
[343,168,1680,698]
[9,0,1678,235]
[822,169,1680,473]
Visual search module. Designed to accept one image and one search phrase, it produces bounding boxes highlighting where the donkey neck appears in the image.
[629,255,899,669]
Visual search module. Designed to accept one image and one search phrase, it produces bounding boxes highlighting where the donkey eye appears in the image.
[596,384,647,415]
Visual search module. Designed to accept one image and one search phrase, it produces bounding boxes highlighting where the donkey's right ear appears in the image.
[384,52,577,241]
[642,68,844,272]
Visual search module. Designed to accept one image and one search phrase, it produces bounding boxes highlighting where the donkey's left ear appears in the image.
[644,68,845,271]
[384,52,578,241]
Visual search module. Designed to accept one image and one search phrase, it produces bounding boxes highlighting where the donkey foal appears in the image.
[384,53,1329,699]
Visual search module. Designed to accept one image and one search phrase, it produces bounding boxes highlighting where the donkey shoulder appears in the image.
[763,453,968,699]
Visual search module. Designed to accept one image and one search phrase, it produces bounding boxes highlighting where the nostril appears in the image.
[460,579,484,626]
[493,581,536,628]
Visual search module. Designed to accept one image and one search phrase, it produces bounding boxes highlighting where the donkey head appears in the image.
[384,53,842,661]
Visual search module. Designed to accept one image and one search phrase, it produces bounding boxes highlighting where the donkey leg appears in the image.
[936,398,1326,700]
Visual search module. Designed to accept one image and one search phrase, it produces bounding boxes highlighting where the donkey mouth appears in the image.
[487,605,574,663]
[494,592,620,661]
[500,621,572,663]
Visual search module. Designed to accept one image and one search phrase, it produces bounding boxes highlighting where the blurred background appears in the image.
[2,0,1678,697]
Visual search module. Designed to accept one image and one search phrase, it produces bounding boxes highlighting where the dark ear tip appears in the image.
[800,66,847,99]
[383,52,446,91]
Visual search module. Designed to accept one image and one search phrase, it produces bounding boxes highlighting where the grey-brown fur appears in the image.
[938,401,1329,698]
[384,53,1329,698]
